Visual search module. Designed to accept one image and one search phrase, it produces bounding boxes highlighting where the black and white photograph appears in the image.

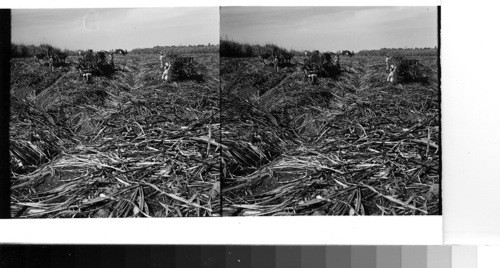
[6,6,441,219]
[9,8,221,218]
[220,7,440,216]
[4,0,500,258]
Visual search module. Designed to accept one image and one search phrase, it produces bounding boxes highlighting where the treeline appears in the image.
[11,43,219,58]
[221,40,439,58]
[12,41,438,59]
[130,44,219,55]
[220,39,300,58]
[357,47,438,57]
[11,43,72,58]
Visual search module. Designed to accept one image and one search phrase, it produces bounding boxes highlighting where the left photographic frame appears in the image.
[8,8,221,218]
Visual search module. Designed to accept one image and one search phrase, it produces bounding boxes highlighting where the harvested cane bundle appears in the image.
[321,51,334,62]
[169,56,203,82]
[78,51,114,77]
[391,54,431,83]
[321,61,341,78]
[303,51,341,79]
[79,52,97,70]
[308,50,322,66]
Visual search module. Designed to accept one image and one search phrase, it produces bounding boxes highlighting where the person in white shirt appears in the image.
[385,55,390,71]
[83,72,92,83]
[160,53,165,69]
[387,64,397,83]
[161,62,171,81]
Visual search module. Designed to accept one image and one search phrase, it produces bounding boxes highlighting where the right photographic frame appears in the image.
[220,6,440,216]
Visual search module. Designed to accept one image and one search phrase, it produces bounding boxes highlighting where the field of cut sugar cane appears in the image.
[220,54,440,216]
[10,52,221,218]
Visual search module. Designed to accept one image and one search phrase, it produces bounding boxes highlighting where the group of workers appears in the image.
[50,51,397,85]
[304,52,342,84]
[74,52,170,83]
[41,50,69,73]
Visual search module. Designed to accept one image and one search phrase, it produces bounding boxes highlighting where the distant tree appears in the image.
[357,47,437,57]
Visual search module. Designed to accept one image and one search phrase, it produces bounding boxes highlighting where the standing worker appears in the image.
[387,64,397,83]
[110,51,115,67]
[48,55,54,72]
[333,54,340,69]
[385,55,390,71]
[161,61,171,81]
[273,54,280,72]
[160,53,165,69]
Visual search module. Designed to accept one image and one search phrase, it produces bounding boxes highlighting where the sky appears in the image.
[221,7,438,52]
[12,8,219,51]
